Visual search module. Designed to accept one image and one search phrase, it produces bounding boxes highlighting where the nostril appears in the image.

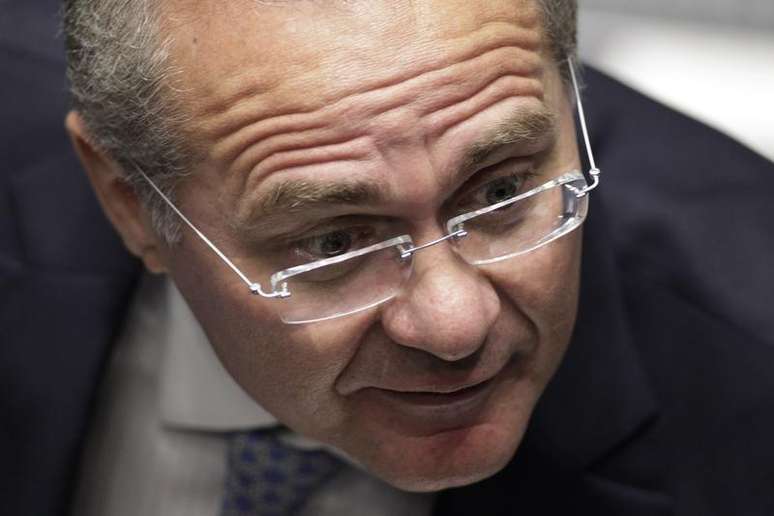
[430,342,484,363]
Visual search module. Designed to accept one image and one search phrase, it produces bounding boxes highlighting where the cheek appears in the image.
[170,245,374,436]
[495,228,581,318]
[488,230,582,371]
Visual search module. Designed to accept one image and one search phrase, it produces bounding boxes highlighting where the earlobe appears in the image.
[65,111,169,274]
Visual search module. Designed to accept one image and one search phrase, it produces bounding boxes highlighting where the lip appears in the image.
[355,373,502,435]
[376,377,496,406]
[338,353,516,396]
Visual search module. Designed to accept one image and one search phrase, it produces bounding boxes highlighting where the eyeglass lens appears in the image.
[275,174,588,324]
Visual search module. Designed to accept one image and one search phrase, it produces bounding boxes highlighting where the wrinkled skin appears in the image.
[69,0,582,492]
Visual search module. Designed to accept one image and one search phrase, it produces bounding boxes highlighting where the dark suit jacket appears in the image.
[2,3,773,515]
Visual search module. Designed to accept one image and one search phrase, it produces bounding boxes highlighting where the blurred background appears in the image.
[578,0,774,161]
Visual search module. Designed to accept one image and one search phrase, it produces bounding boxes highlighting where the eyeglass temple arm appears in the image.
[135,168,288,298]
[568,57,601,197]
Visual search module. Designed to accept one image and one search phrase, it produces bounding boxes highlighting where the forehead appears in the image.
[164,0,547,127]
[165,0,543,95]
[162,0,555,210]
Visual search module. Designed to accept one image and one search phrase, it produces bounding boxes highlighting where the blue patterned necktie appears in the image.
[220,429,344,516]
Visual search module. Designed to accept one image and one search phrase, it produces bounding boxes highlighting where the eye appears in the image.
[291,223,388,262]
[456,171,534,213]
[483,175,523,206]
[306,230,356,258]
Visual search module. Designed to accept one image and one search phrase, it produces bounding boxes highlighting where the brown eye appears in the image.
[309,230,354,258]
[484,176,523,206]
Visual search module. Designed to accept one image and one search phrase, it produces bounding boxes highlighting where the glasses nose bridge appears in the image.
[399,227,468,261]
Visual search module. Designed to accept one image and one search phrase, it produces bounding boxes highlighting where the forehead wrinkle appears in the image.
[237,129,372,196]
[191,23,541,166]
[195,17,539,132]
[196,95,330,166]
[319,22,542,107]
[419,72,545,140]
[235,47,540,183]
[212,46,542,189]
[249,135,375,178]
[361,45,543,140]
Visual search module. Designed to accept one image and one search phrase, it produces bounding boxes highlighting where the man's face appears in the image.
[160,0,581,491]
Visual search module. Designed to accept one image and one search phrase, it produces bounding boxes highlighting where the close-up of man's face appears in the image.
[73,0,584,492]
[10,0,774,513]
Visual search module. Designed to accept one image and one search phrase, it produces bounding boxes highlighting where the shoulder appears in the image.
[587,68,774,514]
[622,276,774,515]
[586,66,774,346]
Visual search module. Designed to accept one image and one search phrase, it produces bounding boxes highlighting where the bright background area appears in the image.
[578,1,774,161]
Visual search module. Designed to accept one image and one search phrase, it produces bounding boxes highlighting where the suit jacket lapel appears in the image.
[434,196,673,515]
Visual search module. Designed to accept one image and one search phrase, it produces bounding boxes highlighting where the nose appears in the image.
[380,235,501,361]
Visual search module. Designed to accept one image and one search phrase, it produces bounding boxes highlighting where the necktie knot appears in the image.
[221,429,343,516]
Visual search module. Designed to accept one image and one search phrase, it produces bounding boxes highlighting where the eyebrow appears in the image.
[238,106,556,230]
[235,178,387,234]
[460,106,557,173]
[252,178,385,216]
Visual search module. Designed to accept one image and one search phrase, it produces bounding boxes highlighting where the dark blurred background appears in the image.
[1,0,72,178]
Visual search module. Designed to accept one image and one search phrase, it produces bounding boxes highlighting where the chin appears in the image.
[386,460,509,493]
[352,420,526,493]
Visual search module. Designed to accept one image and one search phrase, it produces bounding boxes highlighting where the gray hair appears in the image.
[64,0,190,242]
[63,0,578,243]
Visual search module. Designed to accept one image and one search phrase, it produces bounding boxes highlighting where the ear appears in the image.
[65,111,169,274]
